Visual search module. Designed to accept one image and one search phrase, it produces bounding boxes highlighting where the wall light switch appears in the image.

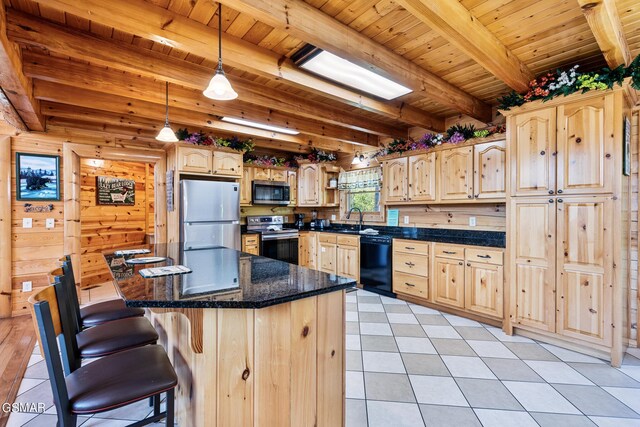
[331,214,336,221]
[469,217,477,227]
[22,281,32,292]
[22,218,32,228]
[46,218,55,229]
[404,216,410,224]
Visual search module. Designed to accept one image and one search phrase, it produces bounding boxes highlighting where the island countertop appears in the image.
[103,243,356,309]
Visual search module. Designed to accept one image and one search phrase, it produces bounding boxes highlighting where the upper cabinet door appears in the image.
[298,164,320,206]
[439,146,473,201]
[240,166,253,206]
[408,153,436,202]
[474,140,506,200]
[177,146,212,174]
[212,151,242,177]
[510,108,556,196]
[253,167,271,181]
[287,171,297,206]
[383,158,408,203]
[556,96,613,195]
[270,169,287,182]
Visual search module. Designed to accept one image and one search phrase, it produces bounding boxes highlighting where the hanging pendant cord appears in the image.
[218,3,223,70]
[165,81,169,125]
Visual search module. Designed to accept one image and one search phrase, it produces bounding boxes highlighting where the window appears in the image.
[339,167,382,216]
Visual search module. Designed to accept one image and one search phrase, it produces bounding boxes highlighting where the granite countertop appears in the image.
[289,224,506,248]
[103,243,356,309]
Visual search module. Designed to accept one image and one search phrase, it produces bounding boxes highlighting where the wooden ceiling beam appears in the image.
[394,0,534,93]
[34,82,354,153]
[219,0,492,122]
[22,52,377,147]
[0,3,42,130]
[22,0,445,129]
[7,12,407,137]
[577,0,631,68]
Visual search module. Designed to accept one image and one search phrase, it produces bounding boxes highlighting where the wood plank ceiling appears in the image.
[1,0,638,153]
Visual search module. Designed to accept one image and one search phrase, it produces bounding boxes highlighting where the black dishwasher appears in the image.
[359,235,395,298]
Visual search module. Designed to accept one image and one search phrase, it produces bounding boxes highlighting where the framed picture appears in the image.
[96,176,135,205]
[623,116,631,176]
[15,153,60,201]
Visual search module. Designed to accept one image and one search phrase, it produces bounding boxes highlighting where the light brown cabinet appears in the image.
[439,146,474,201]
[392,239,429,299]
[177,146,213,174]
[253,168,271,181]
[409,153,436,202]
[382,157,408,203]
[212,151,242,177]
[297,163,339,207]
[465,261,503,319]
[288,171,297,206]
[473,140,506,199]
[337,235,360,282]
[240,167,253,206]
[433,255,466,309]
[241,234,260,256]
[298,232,315,268]
[318,234,337,274]
[240,166,296,207]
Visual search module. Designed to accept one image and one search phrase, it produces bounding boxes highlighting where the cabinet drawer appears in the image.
[465,248,503,265]
[243,235,259,245]
[318,234,338,244]
[337,235,359,246]
[393,252,428,277]
[393,271,428,298]
[393,239,429,255]
[434,244,465,260]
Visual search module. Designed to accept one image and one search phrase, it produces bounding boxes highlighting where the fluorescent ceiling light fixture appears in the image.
[298,50,412,100]
[221,117,300,135]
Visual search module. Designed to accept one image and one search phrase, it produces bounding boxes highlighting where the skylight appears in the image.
[221,117,300,135]
[298,50,413,100]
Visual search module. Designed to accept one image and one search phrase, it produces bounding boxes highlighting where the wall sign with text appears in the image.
[96,176,135,205]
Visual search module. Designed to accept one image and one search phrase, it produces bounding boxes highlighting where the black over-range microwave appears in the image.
[252,180,290,205]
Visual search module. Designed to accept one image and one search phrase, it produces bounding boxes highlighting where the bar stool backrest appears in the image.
[60,258,83,332]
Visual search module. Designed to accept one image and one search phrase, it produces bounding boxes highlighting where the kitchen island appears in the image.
[104,244,355,427]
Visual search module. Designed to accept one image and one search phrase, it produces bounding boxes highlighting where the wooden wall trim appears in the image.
[63,142,167,285]
[0,135,11,317]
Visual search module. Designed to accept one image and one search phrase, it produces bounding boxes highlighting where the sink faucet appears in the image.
[346,207,363,231]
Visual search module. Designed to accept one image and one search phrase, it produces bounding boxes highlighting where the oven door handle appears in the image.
[261,234,299,241]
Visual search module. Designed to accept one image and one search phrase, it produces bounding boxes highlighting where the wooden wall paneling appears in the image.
[290,296,317,427]
[63,143,81,286]
[254,303,291,427]
[316,290,344,427]
[217,309,254,427]
[0,136,11,317]
[631,111,638,345]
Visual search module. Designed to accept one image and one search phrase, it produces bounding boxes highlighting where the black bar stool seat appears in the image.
[80,300,145,327]
[76,317,159,358]
[66,345,177,415]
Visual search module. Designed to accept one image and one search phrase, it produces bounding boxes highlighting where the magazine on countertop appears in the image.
[139,265,192,278]
[114,248,151,256]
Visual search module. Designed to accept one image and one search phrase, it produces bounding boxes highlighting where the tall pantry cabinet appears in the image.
[503,88,632,366]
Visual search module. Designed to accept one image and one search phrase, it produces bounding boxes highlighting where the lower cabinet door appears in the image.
[393,271,428,299]
[465,261,503,319]
[319,242,337,274]
[433,257,465,309]
[337,245,359,281]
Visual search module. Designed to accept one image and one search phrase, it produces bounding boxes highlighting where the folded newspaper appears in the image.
[139,265,192,278]
[114,248,151,256]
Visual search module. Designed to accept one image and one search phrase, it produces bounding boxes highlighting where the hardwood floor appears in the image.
[0,315,36,427]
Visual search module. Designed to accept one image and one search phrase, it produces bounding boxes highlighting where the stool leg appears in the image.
[153,394,160,416]
[148,396,153,407]
[166,389,174,426]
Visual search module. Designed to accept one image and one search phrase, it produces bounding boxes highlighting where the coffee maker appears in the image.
[294,213,305,229]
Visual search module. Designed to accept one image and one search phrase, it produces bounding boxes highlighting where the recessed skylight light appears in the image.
[221,117,300,135]
[298,50,412,100]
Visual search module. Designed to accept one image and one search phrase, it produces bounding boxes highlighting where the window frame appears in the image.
[339,166,385,223]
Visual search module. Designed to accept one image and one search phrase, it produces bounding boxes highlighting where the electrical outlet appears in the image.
[283,216,289,223]
[22,218,32,228]
[46,218,55,229]
[469,217,477,227]
[404,216,410,224]
[22,281,32,292]
[331,214,336,221]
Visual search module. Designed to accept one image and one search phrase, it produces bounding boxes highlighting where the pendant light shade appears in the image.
[203,4,238,100]
[156,82,178,142]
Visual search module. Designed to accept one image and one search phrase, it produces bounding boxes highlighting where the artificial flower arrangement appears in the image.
[243,153,298,168]
[373,124,505,158]
[294,148,337,163]
[498,54,640,110]
[176,128,255,152]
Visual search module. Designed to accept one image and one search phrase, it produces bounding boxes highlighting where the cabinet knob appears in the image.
[549,199,554,203]
[458,262,463,265]
[467,263,471,267]
[474,194,479,198]
[548,190,554,195]
[467,195,473,199]
[558,199,563,203]
[405,282,415,287]
[540,150,546,155]
[557,189,563,194]
[575,137,582,143]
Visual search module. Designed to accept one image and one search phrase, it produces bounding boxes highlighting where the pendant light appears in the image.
[351,151,365,165]
[156,82,179,142]
[203,3,238,100]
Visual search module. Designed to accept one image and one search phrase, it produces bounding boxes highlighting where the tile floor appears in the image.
[8,288,640,426]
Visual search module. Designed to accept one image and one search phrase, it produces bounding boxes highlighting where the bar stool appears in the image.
[49,270,159,375]
[59,255,144,328]
[29,286,177,427]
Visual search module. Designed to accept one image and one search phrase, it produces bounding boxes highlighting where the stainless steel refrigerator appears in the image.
[180,179,241,250]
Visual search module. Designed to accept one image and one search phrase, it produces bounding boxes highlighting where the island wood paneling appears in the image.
[80,158,154,288]
[10,135,64,317]
[148,290,346,427]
